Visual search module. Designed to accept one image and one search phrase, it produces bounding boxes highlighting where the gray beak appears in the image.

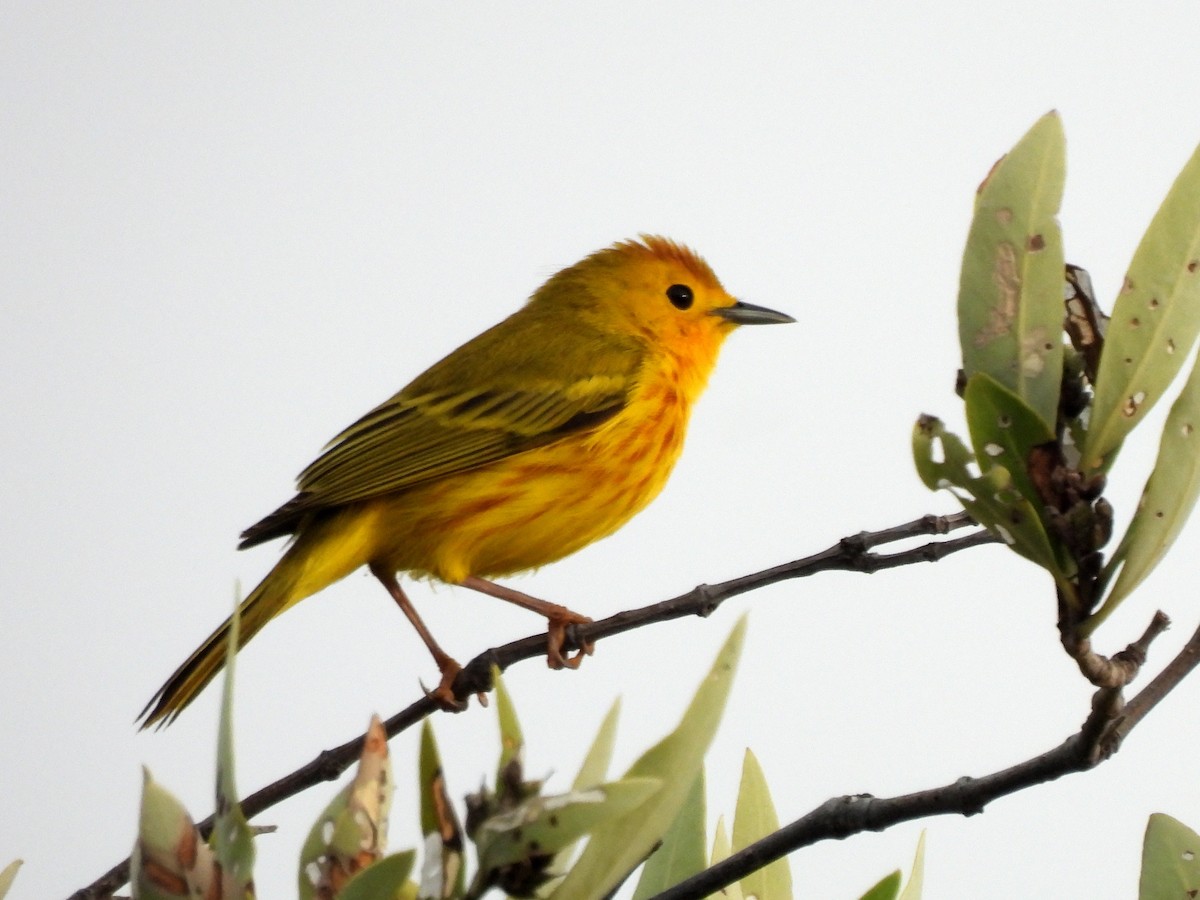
[711,300,795,325]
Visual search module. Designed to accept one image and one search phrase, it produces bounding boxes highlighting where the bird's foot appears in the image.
[545,606,594,670]
[423,658,469,711]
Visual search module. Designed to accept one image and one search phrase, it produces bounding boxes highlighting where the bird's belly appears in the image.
[371,398,689,583]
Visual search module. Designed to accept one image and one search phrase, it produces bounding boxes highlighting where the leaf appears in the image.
[1089,346,1200,631]
[494,668,525,807]
[1139,813,1200,900]
[958,111,1066,433]
[299,716,394,900]
[732,750,792,900]
[338,851,418,900]
[552,617,747,899]
[539,700,624,897]
[858,872,901,900]
[963,372,1055,510]
[1084,140,1200,471]
[131,768,219,899]
[572,699,621,791]
[632,770,707,899]
[897,831,926,900]
[913,414,1066,578]
[708,817,743,900]
[129,608,259,900]
[212,600,255,893]
[476,777,661,874]
[0,861,20,900]
[417,722,463,900]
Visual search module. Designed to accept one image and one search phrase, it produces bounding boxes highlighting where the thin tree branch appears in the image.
[1060,610,1170,690]
[1098,616,1200,759]
[71,512,989,899]
[650,611,1196,900]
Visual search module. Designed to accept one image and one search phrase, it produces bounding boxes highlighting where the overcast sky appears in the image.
[6,4,1200,898]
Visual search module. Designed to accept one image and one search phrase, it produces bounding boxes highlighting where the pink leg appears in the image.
[371,564,464,708]
[460,575,594,669]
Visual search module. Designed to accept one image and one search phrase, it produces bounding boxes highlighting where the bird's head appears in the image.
[531,235,793,351]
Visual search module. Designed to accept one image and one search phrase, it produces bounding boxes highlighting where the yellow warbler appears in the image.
[140,236,792,727]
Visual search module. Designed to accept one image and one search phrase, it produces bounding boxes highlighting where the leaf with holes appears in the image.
[299,716,393,900]
[475,777,660,876]
[958,111,1066,433]
[963,372,1056,512]
[1139,813,1200,900]
[1083,141,1200,471]
[913,415,1066,578]
[1087,347,1200,631]
[131,769,220,900]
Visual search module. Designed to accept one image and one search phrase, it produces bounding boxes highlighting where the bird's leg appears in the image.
[370,564,464,709]
[459,575,594,669]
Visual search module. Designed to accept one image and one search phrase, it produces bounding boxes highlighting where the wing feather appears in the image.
[299,381,630,504]
[239,306,643,548]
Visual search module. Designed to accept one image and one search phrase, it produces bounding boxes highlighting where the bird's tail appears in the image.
[138,513,370,729]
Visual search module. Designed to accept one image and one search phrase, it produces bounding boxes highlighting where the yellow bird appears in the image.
[140,236,792,727]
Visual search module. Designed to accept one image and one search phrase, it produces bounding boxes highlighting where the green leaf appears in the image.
[552,617,746,899]
[476,777,660,875]
[858,872,901,900]
[958,111,1066,432]
[299,716,394,900]
[963,372,1055,509]
[572,699,621,791]
[494,667,524,806]
[632,770,707,899]
[417,721,464,900]
[1083,141,1200,471]
[338,851,418,900]
[131,768,218,899]
[298,780,359,900]
[1089,347,1200,631]
[732,750,791,900]
[538,700,624,897]
[913,414,1066,579]
[0,861,20,900]
[212,600,254,893]
[897,831,926,900]
[708,818,743,900]
[1140,813,1200,899]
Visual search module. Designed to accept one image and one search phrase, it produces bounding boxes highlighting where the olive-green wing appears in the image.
[299,376,631,502]
[239,307,643,548]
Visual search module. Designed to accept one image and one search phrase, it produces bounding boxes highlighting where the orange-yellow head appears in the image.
[528,235,793,353]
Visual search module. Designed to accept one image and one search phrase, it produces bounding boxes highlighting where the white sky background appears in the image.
[5,4,1200,898]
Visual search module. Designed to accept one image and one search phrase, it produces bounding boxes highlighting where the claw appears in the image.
[456,576,596,673]
[422,660,469,712]
[546,610,594,670]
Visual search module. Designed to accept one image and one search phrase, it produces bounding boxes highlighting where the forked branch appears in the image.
[650,613,1200,900]
[68,511,997,899]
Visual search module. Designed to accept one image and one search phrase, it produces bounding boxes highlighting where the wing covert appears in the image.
[297,375,631,505]
[239,303,644,548]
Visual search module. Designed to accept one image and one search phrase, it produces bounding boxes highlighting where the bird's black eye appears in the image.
[666,283,694,310]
